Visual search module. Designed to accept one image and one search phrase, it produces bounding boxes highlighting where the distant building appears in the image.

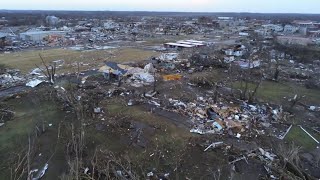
[293,20,315,28]
[46,16,60,27]
[299,27,308,36]
[262,24,284,32]
[292,20,320,36]
[218,17,234,20]
[164,43,195,49]
[283,25,299,34]
[309,30,320,38]
[225,49,244,57]
[254,29,271,37]
[239,32,249,36]
[164,40,206,49]
[225,44,246,57]
[20,31,67,42]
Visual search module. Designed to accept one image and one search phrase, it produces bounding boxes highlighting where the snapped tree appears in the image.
[35,54,56,84]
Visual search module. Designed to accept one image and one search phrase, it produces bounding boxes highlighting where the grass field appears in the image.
[0,47,160,74]
[0,97,65,177]
[233,80,320,105]
[285,125,319,150]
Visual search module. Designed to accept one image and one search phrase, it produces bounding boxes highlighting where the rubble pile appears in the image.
[1,13,320,180]
[0,69,25,88]
[144,96,285,139]
[0,73,25,87]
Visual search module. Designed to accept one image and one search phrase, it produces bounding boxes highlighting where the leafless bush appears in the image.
[10,122,62,180]
[63,144,139,180]
[10,147,29,180]
[212,168,222,180]
[89,148,139,180]
[269,143,314,180]
[277,143,302,168]
[65,124,85,180]
[10,136,37,180]
[0,103,15,122]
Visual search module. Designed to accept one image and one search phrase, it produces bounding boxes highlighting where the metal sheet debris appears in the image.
[204,141,224,152]
[26,79,44,88]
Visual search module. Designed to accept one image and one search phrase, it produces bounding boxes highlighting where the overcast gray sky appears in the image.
[1,0,320,13]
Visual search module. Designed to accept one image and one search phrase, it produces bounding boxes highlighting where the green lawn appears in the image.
[0,98,64,178]
[0,48,159,74]
[285,125,318,151]
[233,80,320,105]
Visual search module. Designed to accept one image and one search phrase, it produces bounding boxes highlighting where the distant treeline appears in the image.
[0,10,320,26]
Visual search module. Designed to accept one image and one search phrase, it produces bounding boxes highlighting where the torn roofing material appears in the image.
[99,62,132,75]
[164,42,195,48]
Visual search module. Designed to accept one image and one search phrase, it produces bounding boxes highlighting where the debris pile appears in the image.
[0,72,25,88]
[143,97,284,138]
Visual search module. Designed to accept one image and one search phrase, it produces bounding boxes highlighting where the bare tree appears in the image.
[65,124,85,180]
[35,54,56,84]
[271,143,316,180]
[233,62,263,103]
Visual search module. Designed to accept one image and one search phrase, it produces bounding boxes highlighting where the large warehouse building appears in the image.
[20,31,67,42]
[164,39,206,49]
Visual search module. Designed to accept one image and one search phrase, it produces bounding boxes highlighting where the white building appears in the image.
[283,25,299,34]
[20,31,67,42]
[239,32,249,36]
[164,39,206,49]
[225,49,243,57]
[299,27,308,36]
[218,17,234,20]
[262,24,284,32]
[254,29,271,37]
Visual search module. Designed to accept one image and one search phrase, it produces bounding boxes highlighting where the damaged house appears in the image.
[99,62,132,80]
[99,62,155,86]
[224,44,246,59]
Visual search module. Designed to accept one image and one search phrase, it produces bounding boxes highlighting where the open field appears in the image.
[0,48,160,74]
[233,80,320,105]
[256,81,320,105]
[0,89,217,179]
[1,9,320,180]
[0,96,66,178]
[285,126,318,150]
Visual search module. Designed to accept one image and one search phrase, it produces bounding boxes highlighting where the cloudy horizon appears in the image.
[1,0,320,14]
